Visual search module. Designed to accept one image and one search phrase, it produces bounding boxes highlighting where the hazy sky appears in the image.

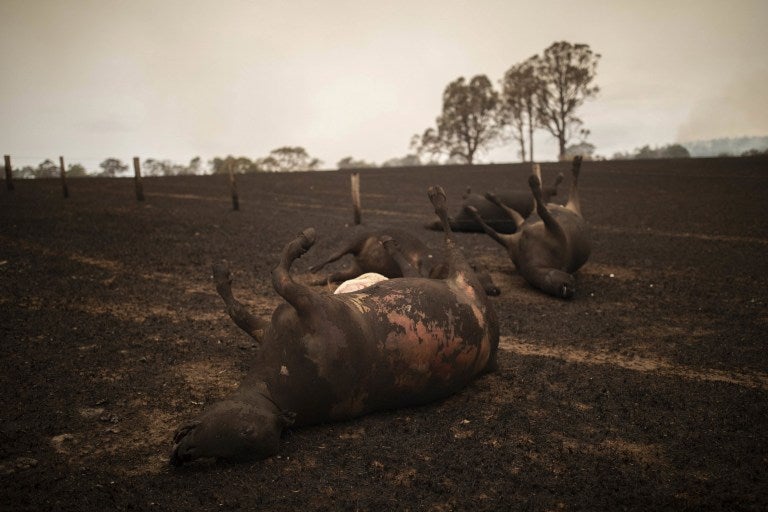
[1,0,766,170]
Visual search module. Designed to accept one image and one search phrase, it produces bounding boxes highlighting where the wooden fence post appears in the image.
[228,160,239,211]
[4,155,13,191]
[351,172,361,225]
[59,156,69,198]
[133,157,145,201]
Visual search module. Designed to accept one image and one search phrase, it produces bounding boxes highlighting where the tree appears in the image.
[98,158,128,177]
[414,75,504,164]
[210,156,259,174]
[534,41,600,159]
[142,158,166,176]
[382,154,423,167]
[662,144,691,159]
[66,163,88,177]
[257,147,322,172]
[612,143,691,160]
[34,159,59,179]
[501,57,541,162]
[13,166,35,179]
[337,157,374,169]
[187,156,203,175]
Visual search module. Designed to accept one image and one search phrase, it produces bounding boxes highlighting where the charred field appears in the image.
[1,157,767,511]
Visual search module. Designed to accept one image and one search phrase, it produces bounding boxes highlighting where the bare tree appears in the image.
[534,41,600,159]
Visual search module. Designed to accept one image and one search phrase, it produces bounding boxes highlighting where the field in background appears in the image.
[1,157,767,511]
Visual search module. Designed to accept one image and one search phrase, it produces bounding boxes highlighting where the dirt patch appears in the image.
[1,157,767,511]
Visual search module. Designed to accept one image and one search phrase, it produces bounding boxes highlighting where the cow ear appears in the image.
[279,411,296,427]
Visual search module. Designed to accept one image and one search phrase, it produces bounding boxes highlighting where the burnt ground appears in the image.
[1,157,767,511]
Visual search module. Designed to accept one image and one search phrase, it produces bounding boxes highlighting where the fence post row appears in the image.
[4,155,13,191]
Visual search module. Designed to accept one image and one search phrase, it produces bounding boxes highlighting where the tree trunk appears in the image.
[558,135,567,160]
[528,119,535,163]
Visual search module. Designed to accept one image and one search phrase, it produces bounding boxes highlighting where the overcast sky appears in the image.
[1,0,766,170]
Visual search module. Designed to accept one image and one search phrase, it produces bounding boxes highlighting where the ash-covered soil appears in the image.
[1,157,767,511]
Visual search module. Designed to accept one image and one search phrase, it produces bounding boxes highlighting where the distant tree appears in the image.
[211,156,259,174]
[257,147,322,172]
[34,159,59,179]
[382,154,423,167]
[255,156,280,173]
[634,145,657,159]
[563,141,596,160]
[13,165,35,179]
[661,144,691,159]
[66,163,88,177]
[142,158,166,176]
[98,158,128,177]
[612,143,691,160]
[337,156,374,169]
[501,57,541,162]
[413,75,504,164]
[534,41,600,159]
[141,157,202,176]
[611,151,631,160]
[742,148,768,156]
[187,156,203,175]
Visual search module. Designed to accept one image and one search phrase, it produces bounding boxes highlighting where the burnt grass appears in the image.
[1,157,767,511]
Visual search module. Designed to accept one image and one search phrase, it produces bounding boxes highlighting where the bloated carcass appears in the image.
[170,186,499,465]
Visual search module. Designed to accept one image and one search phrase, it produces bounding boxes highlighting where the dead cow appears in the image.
[308,227,500,296]
[308,228,438,284]
[170,186,500,465]
[424,173,564,234]
[465,157,591,299]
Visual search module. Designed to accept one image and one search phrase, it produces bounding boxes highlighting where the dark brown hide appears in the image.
[171,187,499,465]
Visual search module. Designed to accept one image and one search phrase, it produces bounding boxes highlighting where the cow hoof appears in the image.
[287,228,317,259]
[528,174,542,191]
[212,261,232,284]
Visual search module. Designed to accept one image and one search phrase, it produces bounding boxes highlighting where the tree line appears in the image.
[10,147,325,179]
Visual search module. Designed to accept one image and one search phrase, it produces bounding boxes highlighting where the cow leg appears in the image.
[380,236,420,278]
[470,262,501,296]
[271,228,324,314]
[483,192,526,229]
[463,205,519,251]
[320,261,365,284]
[212,261,269,343]
[308,243,354,273]
[430,186,484,282]
[529,174,567,249]
[564,156,583,215]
